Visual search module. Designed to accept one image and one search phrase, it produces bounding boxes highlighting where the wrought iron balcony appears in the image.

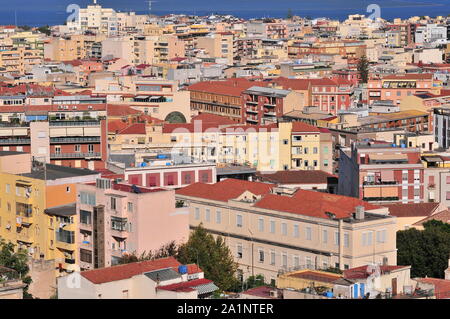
[50,152,101,159]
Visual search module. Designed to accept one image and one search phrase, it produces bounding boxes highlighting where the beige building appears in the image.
[176,179,398,283]
[196,32,234,65]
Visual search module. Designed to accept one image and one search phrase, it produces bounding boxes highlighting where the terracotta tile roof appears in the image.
[383,202,439,218]
[111,183,164,193]
[242,286,282,299]
[344,265,409,279]
[191,113,236,125]
[415,278,450,299]
[107,105,142,117]
[162,122,221,133]
[220,123,278,133]
[176,178,274,202]
[107,119,129,133]
[382,73,433,80]
[291,121,321,133]
[253,190,382,219]
[413,210,450,226]
[81,257,181,284]
[256,170,337,185]
[289,270,342,283]
[118,123,146,135]
[156,278,212,292]
[187,79,263,97]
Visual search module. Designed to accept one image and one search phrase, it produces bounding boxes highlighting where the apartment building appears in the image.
[433,106,450,149]
[188,78,259,123]
[176,178,397,282]
[76,179,189,270]
[288,40,366,60]
[0,152,99,278]
[0,105,108,170]
[196,32,234,66]
[0,45,42,75]
[338,141,425,204]
[44,34,106,62]
[242,86,303,125]
[367,74,439,105]
[94,77,191,123]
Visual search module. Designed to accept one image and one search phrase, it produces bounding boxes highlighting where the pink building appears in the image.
[124,163,217,189]
[76,178,189,270]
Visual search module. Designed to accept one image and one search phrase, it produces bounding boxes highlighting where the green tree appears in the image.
[397,220,450,278]
[119,240,179,264]
[177,224,239,291]
[37,25,51,36]
[0,239,33,298]
[357,55,370,83]
[243,274,266,290]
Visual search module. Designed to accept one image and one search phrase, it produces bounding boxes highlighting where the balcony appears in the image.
[246,108,258,113]
[49,120,100,127]
[362,196,399,202]
[246,101,258,105]
[50,152,101,159]
[363,181,398,186]
[246,117,258,123]
[50,136,100,144]
[110,228,128,239]
[0,137,30,145]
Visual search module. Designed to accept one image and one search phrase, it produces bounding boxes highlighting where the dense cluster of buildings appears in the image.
[0,1,449,300]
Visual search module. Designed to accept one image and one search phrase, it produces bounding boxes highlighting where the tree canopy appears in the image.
[357,55,370,83]
[0,238,33,298]
[397,220,450,278]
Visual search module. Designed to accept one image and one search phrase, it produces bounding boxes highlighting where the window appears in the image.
[362,231,374,246]
[306,257,313,269]
[281,223,287,236]
[237,244,243,258]
[258,218,264,232]
[194,207,200,220]
[322,229,328,243]
[127,202,133,213]
[344,233,349,247]
[205,209,210,222]
[80,210,91,225]
[16,186,21,196]
[377,229,387,243]
[270,250,275,265]
[270,220,275,233]
[236,214,243,227]
[80,249,92,263]
[88,144,94,153]
[304,147,309,154]
[258,249,264,263]
[66,186,70,193]
[282,253,288,268]
[293,224,299,238]
[6,184,10,193]
[305,227,312,240]
[313,147,318,154]
[75,144,81,152]
[283,139,289,145]
[110,197,117,211]
[293,136,302,141]
[80,192,96,205]
[335,231,340,246]
[323,146,329,154]
[293,255,300,267]
[216,210,221,224]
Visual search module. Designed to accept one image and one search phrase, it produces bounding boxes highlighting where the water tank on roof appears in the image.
[392,144,397,148]
[140,162,147,167]
[157,154,167,159]
[325,291,333,298]
[178,265,188,274]
[401,144,406,148]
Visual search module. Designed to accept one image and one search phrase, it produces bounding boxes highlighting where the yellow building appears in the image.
[0,46,42,75]
[0,152,99,279]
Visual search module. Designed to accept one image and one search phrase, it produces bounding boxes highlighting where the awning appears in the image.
[195,282,219,295]
[370,153,408,162]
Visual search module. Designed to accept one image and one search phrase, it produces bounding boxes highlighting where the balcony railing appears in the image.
[363,181,398,186]
[49,121,100,127]
[50,137,101,144]
[362,196,399,202]
[0,138,30,145]
[50,152,101,159]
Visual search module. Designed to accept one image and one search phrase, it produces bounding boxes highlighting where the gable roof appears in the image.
[291,121,321,133]
[118,123,146,135]
[253,190,382,219]
[344,265,409,279]
[256,170,337,185]
[175,178,274,202]
[413,209,450,226]
[415,278,450,299]
[81,257,181,284]
[383,202,439,218]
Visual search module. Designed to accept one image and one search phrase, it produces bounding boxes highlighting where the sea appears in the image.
[0,0,448,26]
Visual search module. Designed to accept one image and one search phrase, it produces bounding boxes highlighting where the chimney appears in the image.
[355,206,365,220]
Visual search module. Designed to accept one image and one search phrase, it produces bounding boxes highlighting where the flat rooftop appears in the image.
[22,163,99,180]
